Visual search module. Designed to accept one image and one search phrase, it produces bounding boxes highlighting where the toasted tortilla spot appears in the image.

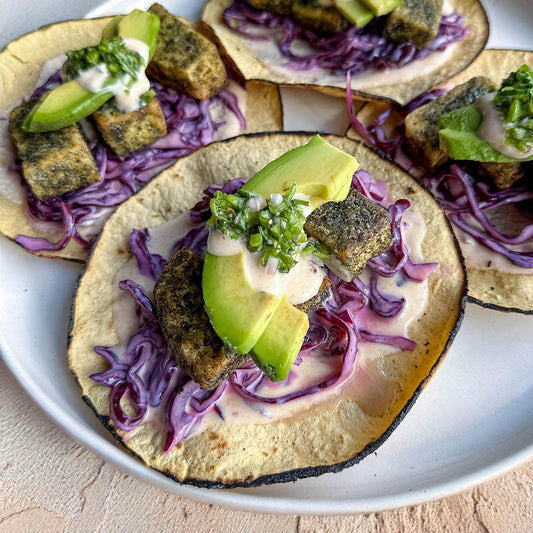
[347,49,533,314]
[68,133,466,487]
[202,0,489,105]
[0,18,282,261]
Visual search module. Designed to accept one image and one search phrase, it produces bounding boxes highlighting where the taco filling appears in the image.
[88,136,437,451]
[347,61,533,306]
[219,0,469,90]
[0,4,251,255]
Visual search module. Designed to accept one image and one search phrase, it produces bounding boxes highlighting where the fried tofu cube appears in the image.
[383,0,443,49]
[304,189,392,281]
[478,162,524,190]
[8,101,100,200]
[154,247,248,391]
[147,3,228,100]
[405,77,497,170]
[295,276,332,313]
[291,0,350,33]
[92,97,167,155]
[249,0,293,16]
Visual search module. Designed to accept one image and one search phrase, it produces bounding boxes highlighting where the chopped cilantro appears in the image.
[140,89,156,106]
[66,37,143,83]
[493,64,533,153]
[207,183,328,273]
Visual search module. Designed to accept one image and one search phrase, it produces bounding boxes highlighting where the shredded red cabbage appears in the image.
[91,171,434,449]
[129,228,166,281]
[346,84,533,268]
[13,74,246,253]
[223,0,469,76]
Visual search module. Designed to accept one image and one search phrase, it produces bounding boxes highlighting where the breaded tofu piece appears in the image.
[295,276,331,313]
[92,98,167,155]
[9,101,100,200]
[250,0,349,33]
[249,0,292,16]
[478,162,524,190]
[147,3,228,100]
[383,0,443,49]
[291,0,350,33]
[154,247,248,391]
[405,77,497,170]
[304,189,391,281]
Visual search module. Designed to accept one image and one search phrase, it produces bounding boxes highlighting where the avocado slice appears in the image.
[202,252,280,355]
[335,0,375,28]
[22,10,160,133]
[242,135,359,210]
[361,0,403,16]
[252,297,309,382]
[438,105,533,163]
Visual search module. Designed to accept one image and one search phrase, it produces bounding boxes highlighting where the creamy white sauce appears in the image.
[210,81,248,141]
[76,38,151,113]
[477,94,533,160]
[242,3,459,91]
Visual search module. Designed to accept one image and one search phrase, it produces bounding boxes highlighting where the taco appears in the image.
[347,49,533,314]
[201,0,488,106]
[0,4,282,261]
[68,133,465,487]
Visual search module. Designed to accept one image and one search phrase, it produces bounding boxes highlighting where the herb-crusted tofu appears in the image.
[478,162,524,190]
[147,3,228,100]
[154,247,248,391]
[250,0,349,33]
[249,0,292,17]
[405,77,497,170]
[383,0,443,49]
[92,98,167,155]
[304,189,391,281]
[9,101,100,200]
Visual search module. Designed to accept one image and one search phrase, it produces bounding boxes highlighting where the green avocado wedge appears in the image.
[22,9,160,133]
[202,252,280,355]
[242,135,359,209]
[438,104,533,163]
[360,0,403,16]
[334,0,375,28]
[252,297,309,382]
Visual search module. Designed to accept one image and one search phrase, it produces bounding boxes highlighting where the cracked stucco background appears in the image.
[1,362,531,532]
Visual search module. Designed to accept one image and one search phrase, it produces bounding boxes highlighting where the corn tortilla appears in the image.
[0,18,282,261]
[68,133,466,487]
[347,50,533,314]
[202,0,489,106]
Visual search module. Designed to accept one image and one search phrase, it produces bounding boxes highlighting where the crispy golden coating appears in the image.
[154,247,248,390]
[8,100,100,200]
[250,0,350,33]
[478,162,525,191]
[383,0,443,49]
[92,98,167,155]
[147,3,228,100]
[404,77,496,169]
[304,189,392,281]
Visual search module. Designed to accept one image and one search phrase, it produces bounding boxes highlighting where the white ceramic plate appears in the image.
[1,0,532,515]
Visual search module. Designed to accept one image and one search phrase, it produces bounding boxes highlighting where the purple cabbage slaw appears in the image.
[223,0,469,76]
[90,171,435,450]
[14,72,246,253]
[346,84,533,269]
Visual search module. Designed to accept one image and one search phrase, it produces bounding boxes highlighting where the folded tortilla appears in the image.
[0,18,282,261]
[348,50,533,314]
[202,0,489,106]
[69,133,466,487]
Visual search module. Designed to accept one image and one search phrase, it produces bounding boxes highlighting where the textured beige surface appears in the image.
[1,362,532,531]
